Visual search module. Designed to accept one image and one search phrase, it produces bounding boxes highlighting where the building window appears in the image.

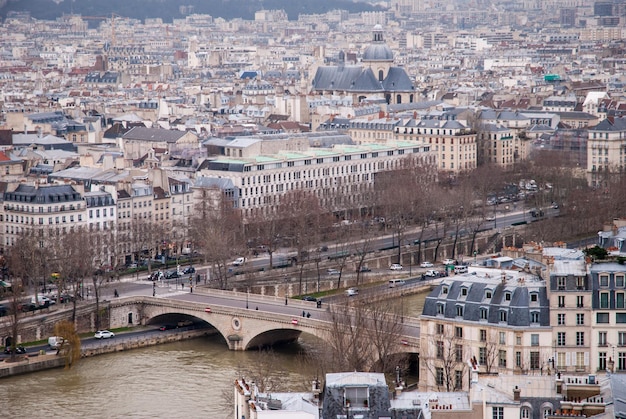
[492,407,504,419]
[456,305,464,317]
[576,332,585,346]
[557,332,566,346]
[576,313,584,325]
[619,332,626,347]
[479,347,486,364]
[617,313,626,323]
[442,286,448,294]
[600,293,609,309]
[436,341,444,358]
[437,303,445,315]
[530,352,540,370]
[617,275,625,288]
[557,314,565,325]
[618,293,625,309]
[521,407,531,418]
[531,311,540,323]
[619,353,626,371]
[436,367,444,386]
[577,296,584,308]
[531,334,539,346]
[455,327,463,338]
[597,312,609,323]
[599,331,607,347]
[576,352,584,368]
[558,296,565,307]
[480,329,487,342]
[600,275,609,287]
[557,277,566,289]
[505,292,511,301]
[499,310,507,322]
[455,370,463,390]
[516,351,521,367]
[480,308,488,320]
[530,293,538,302]
[485,290,492,299]
[455,344,463,362]
[499,332,506,345]
[599,352,607,371]
[499,350,507,367]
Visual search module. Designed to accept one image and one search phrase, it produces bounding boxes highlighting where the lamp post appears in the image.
[246,288,249,309]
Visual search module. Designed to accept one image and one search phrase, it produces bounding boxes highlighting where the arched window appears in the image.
[520,405,532,418]
[396,94,402,104]
[378,69,384,81]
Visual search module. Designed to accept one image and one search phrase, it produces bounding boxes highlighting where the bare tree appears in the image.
[421,324,468,392]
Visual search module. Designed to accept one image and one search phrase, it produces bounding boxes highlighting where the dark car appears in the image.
[4,345,26,354]
[158,325,175,331]
[18,302,37,312]
[183,266,196,274]
[356,266,371,273]
[302,296,317,302]
[0,304,7,317]
[165,270,180,279]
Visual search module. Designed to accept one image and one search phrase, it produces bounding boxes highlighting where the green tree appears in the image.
[53,320,81,369]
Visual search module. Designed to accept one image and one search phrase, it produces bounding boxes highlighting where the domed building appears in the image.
[312,25,415,105]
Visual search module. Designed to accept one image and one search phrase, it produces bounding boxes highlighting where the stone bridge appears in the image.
[108,294,421,356]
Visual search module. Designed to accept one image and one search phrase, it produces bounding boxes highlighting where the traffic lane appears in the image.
[170,292,328,320]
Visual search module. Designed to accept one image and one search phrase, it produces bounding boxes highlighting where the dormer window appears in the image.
[485,290,492,299]
[461,287,468,297]
[499,310,508,322]
[442,286,448,295]
[437,303,445,315]
[505,292,512,301]
[530,292,538,302]
[456,305,464,317]
[480,307,488,320]
[530,311,540,324]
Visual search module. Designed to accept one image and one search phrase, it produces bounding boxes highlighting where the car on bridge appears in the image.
[420,261,434,268]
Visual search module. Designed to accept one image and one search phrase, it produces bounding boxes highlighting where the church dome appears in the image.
[362,25,393,62]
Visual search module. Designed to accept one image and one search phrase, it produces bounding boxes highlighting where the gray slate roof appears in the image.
[122,127,188,143]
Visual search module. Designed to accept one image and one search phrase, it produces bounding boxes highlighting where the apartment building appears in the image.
[547,259,593,374]
[420,268,552,392]
[589,262,626,373]
[587,116,626,185]
[395,118,477,173]
[199,140,435,220]
[1,183,86,250]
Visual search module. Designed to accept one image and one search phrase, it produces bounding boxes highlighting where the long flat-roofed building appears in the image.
[198,140,435,220]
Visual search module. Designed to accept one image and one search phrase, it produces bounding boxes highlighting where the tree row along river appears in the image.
[3,292,428,418]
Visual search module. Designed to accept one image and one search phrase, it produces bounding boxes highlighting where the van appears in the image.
[48,336,64,349]
[388,279,406,288]
[454,265,468,274]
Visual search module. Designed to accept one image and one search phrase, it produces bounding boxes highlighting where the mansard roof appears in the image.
[4,184,82,203]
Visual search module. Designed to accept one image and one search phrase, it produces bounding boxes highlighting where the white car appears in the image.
[232,257,246,266]
[327,268,340,275]
[345,287,359,297]
[94,330,115,339]
[443,258,456,265]
[390,263,403,271]
[486,215,495,221]
[420,261,434,268]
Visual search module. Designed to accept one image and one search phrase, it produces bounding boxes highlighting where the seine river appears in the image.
[2,292,429,418]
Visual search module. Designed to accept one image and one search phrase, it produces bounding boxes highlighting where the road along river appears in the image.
[2,292,429,418]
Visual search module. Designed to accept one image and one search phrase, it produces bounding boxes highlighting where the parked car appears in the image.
[4,345,26,354]
[232,257,246,266]
[420,261,434,268]
[345,287,359,297]
[443,258,456,265]
[165,270,180,279]
[327,268,340,275]
[302,296,317,302]
[356,265,371,273]
[486,215,495,221]
[18,302,37,312]
[425,270,440,277]
[94,330,115,339]
[390,263,403,271]
[183,266,196,274]
[0,304,7,317]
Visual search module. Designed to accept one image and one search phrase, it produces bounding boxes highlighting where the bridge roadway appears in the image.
[108,286,421,355]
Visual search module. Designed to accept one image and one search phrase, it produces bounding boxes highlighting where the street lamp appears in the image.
[246,288,249,309]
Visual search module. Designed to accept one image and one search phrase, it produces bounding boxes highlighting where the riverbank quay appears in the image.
[0,327,212,379]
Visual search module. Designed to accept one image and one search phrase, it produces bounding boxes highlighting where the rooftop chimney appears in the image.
[513,386,520,401]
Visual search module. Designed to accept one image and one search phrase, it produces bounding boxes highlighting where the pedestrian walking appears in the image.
[302,310,306,317]
[285,297,288,305]
[306,312,311,318]
[114,289,119,298]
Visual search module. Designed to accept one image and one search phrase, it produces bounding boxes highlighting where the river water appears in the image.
[2,292,429,418]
